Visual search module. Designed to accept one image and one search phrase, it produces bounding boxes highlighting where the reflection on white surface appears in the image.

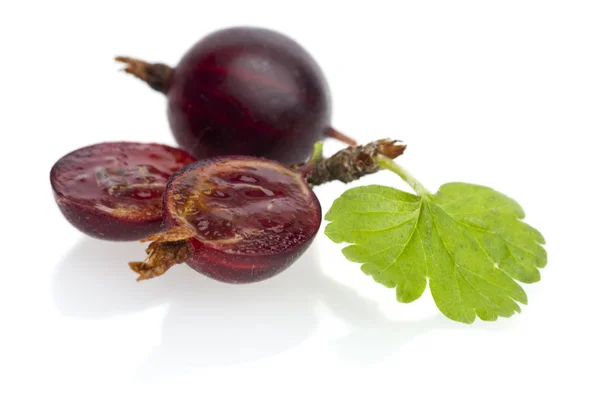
[52,237,507,380]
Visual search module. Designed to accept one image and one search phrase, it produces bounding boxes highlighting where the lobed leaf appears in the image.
[324,183,547,324]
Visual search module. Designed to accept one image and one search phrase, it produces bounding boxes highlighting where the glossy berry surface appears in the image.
[50,142,196,241]
[163,156,322,283]
[167,27,333,165]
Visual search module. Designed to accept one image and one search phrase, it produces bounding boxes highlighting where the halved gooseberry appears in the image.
[50,142,196,241]
[129,156,322,283]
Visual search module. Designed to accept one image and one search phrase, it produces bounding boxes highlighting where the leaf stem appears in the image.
[376,155,431,196]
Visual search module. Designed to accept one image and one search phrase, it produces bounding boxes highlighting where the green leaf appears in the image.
[324,183,547,324]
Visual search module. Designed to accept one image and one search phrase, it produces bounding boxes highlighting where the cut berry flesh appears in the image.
[117,26,356,165]
[131,156,322,283]
[50,142,196,241]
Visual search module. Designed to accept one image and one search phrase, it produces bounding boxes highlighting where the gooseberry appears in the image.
[50,142,196,241]
[116,26,356,165]
[129,156,322,283]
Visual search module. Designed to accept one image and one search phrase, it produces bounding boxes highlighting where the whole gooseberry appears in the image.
[116,26,356,165]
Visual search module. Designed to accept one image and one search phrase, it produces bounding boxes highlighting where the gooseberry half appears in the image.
[129,156,322,283]
[50,142,196,241]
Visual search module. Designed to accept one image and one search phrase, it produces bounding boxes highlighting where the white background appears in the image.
[1,1,599,397]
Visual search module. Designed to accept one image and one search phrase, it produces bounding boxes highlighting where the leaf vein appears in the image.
[443,202,515,217]
[346,209,421,233]
[451,219,542,260]
[377,201,423,276]
[345,191,418,205]
[427,200,465,303]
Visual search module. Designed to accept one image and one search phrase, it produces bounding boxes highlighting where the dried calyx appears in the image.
[129,226,196,281]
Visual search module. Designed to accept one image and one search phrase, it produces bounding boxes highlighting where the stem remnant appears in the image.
[128,226,196,281]
[326,127,358,146]
[115,56,173,94]
[305,139,406,186]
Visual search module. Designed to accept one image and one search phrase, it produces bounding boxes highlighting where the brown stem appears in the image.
[326,127,357,146]
[128,226,196,281]
[115,56,173,94]
[305,139,406,186]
